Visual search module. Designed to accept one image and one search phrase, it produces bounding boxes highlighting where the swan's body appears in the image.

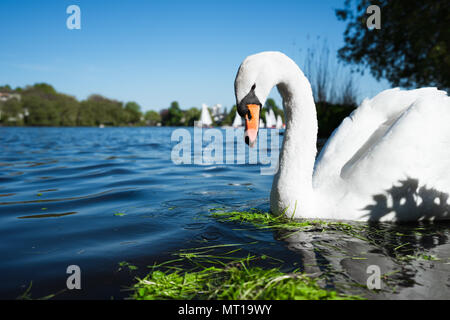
[234,51,450,222]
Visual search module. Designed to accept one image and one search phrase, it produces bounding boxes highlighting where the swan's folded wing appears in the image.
[340,93,450,200]
[313,88,447,188]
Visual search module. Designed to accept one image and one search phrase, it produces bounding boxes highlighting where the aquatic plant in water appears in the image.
[131,255,361,300]
[130,211,364,300]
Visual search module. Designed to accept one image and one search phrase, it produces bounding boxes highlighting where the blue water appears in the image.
[0,127,449,299]
[0,127,279,299]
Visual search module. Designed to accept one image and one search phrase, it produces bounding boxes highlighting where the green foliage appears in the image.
[264,98,285,123]
[184,107,201,126]
[210,208,364,238]
[0,82,354,135]
[131,245,362,300]
[78,95,125,126]
[0,85,12,92]
[132,264,359,300]
[58,100,79,126]
[124,102,142,124]
[31,83,57,96]
[265,98,277,109]
[0,97,23,125]
[0,83,151,127]
[316,101,356,138]
[144,110,161,126]
[23,95,60,126]
[162,101,184,126]
[222,105,237,126]
[133,270,205,300]
[211,208,313,229]
[118,261,138,272]
[336,0,450,90]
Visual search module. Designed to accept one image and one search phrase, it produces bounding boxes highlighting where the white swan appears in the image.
[234,51,450,222]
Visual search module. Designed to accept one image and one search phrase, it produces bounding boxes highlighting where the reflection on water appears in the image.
[0,127,448,299]
[279,221,450,299]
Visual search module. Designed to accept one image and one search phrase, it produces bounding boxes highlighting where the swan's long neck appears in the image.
[270,65,318,216]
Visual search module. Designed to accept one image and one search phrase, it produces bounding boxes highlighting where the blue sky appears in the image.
[0,0,390,112]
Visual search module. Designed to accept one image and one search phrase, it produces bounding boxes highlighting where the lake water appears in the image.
[0,127,449,299]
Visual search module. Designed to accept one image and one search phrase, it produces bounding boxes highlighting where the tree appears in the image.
[264,98,285,123]
[124,101,142,124]
[23,95,60,126]
[222,105,237,126]
[144,110,161,126]
[184,107,201,126]
[0,85,12,92]
[78,94,125,126]
[162,101,183,126]
[0,97,23,125]
[316,101,356,138]
[336,0,450,90]
[56,94,79,126]
[1,83,217,127]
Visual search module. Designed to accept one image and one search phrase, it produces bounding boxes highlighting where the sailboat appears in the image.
[264,110,272,128]
[197,103,213,127]
[265,108,277,128]
[260,118,265,128]
[276,115,283,129]
[232,112,243,128]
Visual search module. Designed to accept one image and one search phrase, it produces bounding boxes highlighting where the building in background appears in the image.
[0,92,22,123]
[210,104,225,123]
[0,92,21,102]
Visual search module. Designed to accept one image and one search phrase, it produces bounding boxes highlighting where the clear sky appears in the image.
[0,0,390,112]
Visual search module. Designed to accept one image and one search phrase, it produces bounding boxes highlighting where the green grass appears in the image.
[129,239,364,300]
[131,256,362,300]
[210,208,367,240]
[128,209,370,300]
[118,261,138,272]
[16,282,66,300]
[129,208,449,300]
[131,208,420,300]
[398,253,441,262]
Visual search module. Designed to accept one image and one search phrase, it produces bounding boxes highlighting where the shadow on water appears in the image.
[277,220,450,299]
[362,178,450,222]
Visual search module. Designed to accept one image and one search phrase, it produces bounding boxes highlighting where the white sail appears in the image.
[265,108,277,128]
[232,112,242,127]
[276,115,283,129]
[269,109,277,128]
[259,118,265,128]
[265,111,272,128]
[198,103,213,127]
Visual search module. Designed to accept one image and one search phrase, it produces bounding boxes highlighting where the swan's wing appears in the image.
[341,92,450,213]
[313,88,447,187]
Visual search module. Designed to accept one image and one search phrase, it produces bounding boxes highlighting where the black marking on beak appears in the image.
[237,84,261,118]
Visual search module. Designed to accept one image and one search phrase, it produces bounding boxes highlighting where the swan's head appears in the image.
[234,52,285,147]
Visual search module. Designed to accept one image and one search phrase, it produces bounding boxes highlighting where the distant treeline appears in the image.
[0,83,155,127]
[0,83,356,137]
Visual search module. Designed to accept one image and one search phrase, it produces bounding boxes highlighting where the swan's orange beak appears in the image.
[244,104,260,148]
